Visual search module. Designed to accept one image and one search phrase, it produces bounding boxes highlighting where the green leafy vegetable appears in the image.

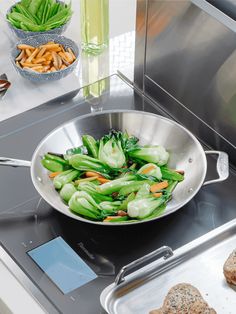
[68,154,110,177]
[7,0,73,32]
[53,170,79,190]
[135,183,150,199]
[41,129,184,223]
[128,145,169,166]
[41,153,69,172]
[119,181,150,196]
[98,132,126,168]
[97,175,136,195]
[60,183,77,203]
[82,135,98,158]
[65,146,87,157]
[161,167,184,181]
[137,163,162,180]
[69,191,101,219]
[127,195,166,219]
[77,181,113,203]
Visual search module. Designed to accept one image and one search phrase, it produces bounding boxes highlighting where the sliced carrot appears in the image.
[153,192,163,198]
[97,177,111,184]
[85,171,103,178]
[141,165,156,174]
[103,216,116,221]
[150,181,168,193]
[49,171,61,178]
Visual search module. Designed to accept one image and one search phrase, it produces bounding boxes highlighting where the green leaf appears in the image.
[60,183,77,203]
[82,135,99,158]
[41,159,64,172]
[65,146,87,156]
[14,3,40,24]
[141,203,166,220]
[128,146,169,166]
[98,133,126,168]
[28,0,44,15]
[21,0,32,8]
[160,167,184,181]
[41,0,49,24]
[36,0,45,22]
[53,170,79,190]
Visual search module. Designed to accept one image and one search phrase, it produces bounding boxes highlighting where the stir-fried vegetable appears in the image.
[41,130,184,223]
[127,195,166,219]
[98,132,126,168]
[53,169,79,190]
[7,0,73,32]
[82,135,99,158]
[69,191,101,219]
[97,175,136,195]
[138,163,162,180]
[68,154,110,177]
[128,145,169,166]
[41,153,69,172]
[60,183,77,203]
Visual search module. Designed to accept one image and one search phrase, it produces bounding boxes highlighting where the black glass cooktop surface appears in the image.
[0,75,236,314]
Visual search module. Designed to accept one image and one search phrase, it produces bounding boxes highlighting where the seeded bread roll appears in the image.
[223,250,236,285]
[149,283,216,314]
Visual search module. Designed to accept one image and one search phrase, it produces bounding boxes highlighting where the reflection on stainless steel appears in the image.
[0,197,40,221]
[0,157,31,167]
[101,218,236,314]
[0,74,11,99]
[134,0,148,91]
[0,111,229,225]
[0,80,10,92]
[115,246,173,285]
[203,151,229,186]
[77,242,115,276]
[81,49,110,111]
[134,0,236,166]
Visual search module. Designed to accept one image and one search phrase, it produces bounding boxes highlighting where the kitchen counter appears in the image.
[0,0,136,122]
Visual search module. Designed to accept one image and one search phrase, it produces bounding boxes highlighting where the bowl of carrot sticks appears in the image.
[11,34,79,81]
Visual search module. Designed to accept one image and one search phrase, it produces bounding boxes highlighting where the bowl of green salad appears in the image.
[6,0,73,39]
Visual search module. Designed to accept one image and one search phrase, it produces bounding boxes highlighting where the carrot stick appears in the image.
[85,171,103,178]
[85,172,109,183]
[152,192,163,198]
[103,216,115,221]
[49,171,61,178]
[150,181,168,193]
[97,177,111,184]
[141,165,156,174]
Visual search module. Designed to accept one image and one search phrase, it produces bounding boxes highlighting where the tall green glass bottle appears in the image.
[80,0,109,54]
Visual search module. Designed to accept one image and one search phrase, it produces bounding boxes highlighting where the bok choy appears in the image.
[41,129,184,223]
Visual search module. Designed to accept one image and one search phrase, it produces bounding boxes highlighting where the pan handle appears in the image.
[115,246,173,286]
[0,157,31,167]
[203,151,229,186]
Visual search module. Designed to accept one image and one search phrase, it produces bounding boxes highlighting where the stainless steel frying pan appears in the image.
[0,111,229,225]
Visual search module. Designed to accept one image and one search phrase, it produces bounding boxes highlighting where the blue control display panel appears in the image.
[28,237,97,294]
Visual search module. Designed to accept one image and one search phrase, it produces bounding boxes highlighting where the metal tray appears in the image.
[100,218,236,314]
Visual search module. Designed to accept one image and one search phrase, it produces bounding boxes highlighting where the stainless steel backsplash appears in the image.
[134,0,236,165]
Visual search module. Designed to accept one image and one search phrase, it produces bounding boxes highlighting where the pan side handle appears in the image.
[0,157,31,167]
[203,151,229,186]
[115,246,173,286]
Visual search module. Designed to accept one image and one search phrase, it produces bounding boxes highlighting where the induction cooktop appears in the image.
[1,75,236,314]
